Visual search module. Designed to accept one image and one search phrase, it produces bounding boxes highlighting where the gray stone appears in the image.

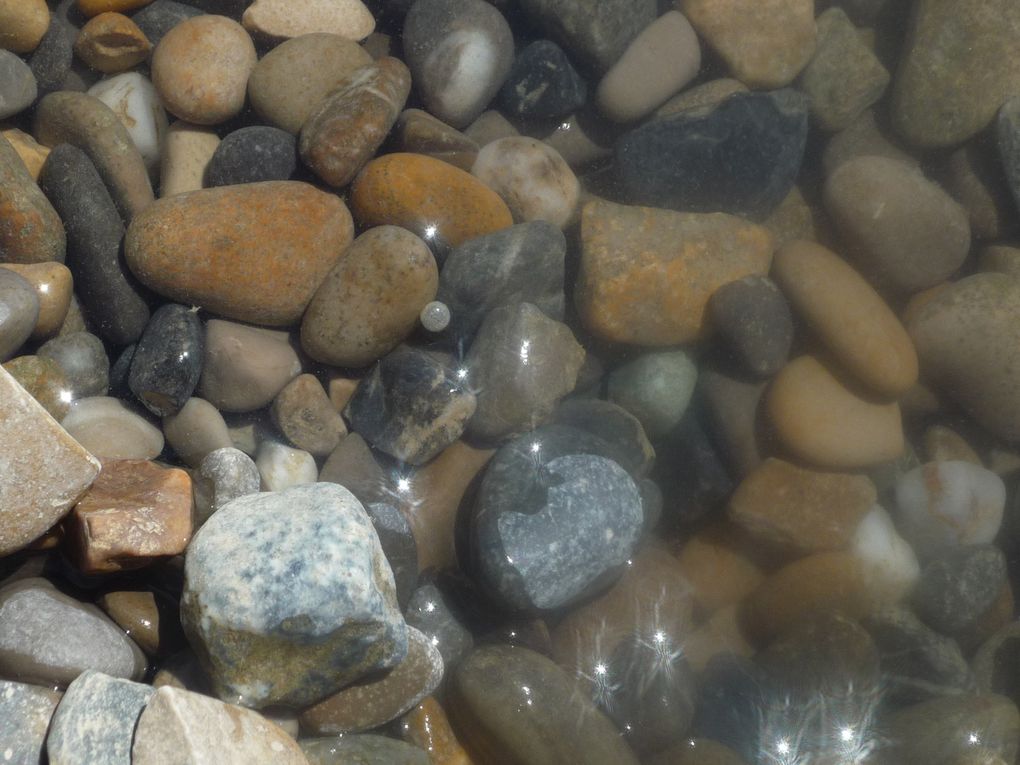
[607,350,697,438]
[318,433,391,506]
[181,483,408,709]
[405,583,473,671]
[163,397,232,469]
[500,39,587,120]
[821,109,917,176]
[0,50,38,120]
[0,268,39,361]
[192,446,261,528]
[46,671,154,765]
[131,0,203,48]
[0,680,62,765]
[549,398,655,478]
[708,275,794,378]
[997,97,1020,217]
[301,734,429,765]
[366,502,418,611]
[913,544,1007,636]
[37,331,109,399]
[128,304,204,417]
[0,578,145,688]
[0,128,65,265]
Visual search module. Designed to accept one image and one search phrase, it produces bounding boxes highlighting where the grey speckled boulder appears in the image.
[0,680,62,765]
[181,482,408,709]
[46,671,154,765]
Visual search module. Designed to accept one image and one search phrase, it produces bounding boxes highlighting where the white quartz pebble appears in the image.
[255,440,318,491]
[89,73,168,178]
[850,504,920,603]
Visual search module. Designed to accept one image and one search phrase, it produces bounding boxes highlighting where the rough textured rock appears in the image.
[269,374,346,457]
[0,680,62,765]
[204,126,297,187]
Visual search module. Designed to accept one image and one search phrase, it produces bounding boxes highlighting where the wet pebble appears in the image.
[0,50,38,120]
[241,0,375,41]
[607,349,697,439]
[499,39,586,120]
[128,304,203,417]
[1,262,70,343]
[270,374,346,457]
[392,108,479,172]
[850,504,921,603]
[365,502,418,610]
[38,331,110,399]
[2,354,73,419]
[61,396,164,460]
[99,590,186,657]
[405,583,473,671]
[302,735,429,765]
[913,544,1008,638]
[0,125,66,265]
[255,439,317,491]
[162,396,232,468]
[0,268,40,361]
[549,398,655,477]
[204,125,297,187]
[130,0,202,48]
[707,275,793,378]
[192,446,260,526]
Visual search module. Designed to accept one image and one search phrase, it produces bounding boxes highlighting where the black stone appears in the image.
[707,275,794,378]
[365,502,418,610]
[37,332,110,399]
[437,221,566,349]
[107,343,136,399]
[614,89,809,219]
[997,97,1020,217]
[37,144,150,347]
[655,409,734,527]
[128,304,203,417]
[692,654,766,763]
[912,544,1007,637]
[499,40,587,120]
[548,398,654,477]
[405,583,473,670]
[203,126,298,188]
[343,346,476,465]
[130,0,203,48]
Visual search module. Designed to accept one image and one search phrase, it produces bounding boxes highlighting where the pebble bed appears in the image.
[2,0,1020,763]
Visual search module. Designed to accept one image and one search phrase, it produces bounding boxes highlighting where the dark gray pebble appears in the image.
[405,583,473,671]
[912,544,1008,637]
[499,39,587,120]
[0,51,38,120]
[204,126,298,188]
[130,0,203,48]
[128,303,203,417]
[707,275,794,378]
[365,502,418,610]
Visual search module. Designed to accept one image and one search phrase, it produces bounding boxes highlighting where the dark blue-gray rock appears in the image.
[46,671,154,765]
[549,398,655,477]
[472,436,642,611]
[691,654,765,763]
[204,126,298,188]
[0,51,37,120]
[464,302,585,442]
[0,578,145,688]
[37,331,109,398]
[614,89,809,219]
[0,679,62,765]
[912,544,1008,637]
[27,0,80,95]
[437,221,566,348]
[499,39,587,120]
[862,606,973,704]
[0,268,39,361]
[130,0,203,48]
[366,502,418,610]
[604,634,696,754]
[107,343,135,398]
[181,483,408,709]
[301,734,430,765]
[405,583,473,671]
[997,97,1020,217]
[656,410,734,526]
[518,0,656,73]
[607,350,697,439]
[344,346,477,466]
[37,143,150,346]
[403,0,514,128]
[707,275,794,378]
[128,303,203,417]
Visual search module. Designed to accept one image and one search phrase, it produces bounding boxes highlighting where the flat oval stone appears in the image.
[350,152,513,249]
[403,0,514,128]
[0,130,66,264]
[0,49,38,120]
[247,33,373,134]
[198,320,302,412]
[301,226,437,367]
[241,0,375,41]
[576,199,773,345]
[151,14,256,125]
[499,39,586,120]
[125,181,353,326]
[825,155,970,293]
[767,355,904,469]
[128,303,203,416]
[300,57,411,188]
[773,239,918,397]
[1,261,73,341]
[61,396,164,460]
[0,268,39,360]
[449,645,640,765]
[204,125,297,187]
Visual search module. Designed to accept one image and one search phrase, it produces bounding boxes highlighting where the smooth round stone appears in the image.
[908,274,1020,441]
[540,111,614,168]
[2,355,73,420]
[850,504,921,604]
[499,39,586,120]
[1,262,73,341]
[0,49,37,119]
[403,0,514,129]
[100,590,186,657]
[299,57,411,188]
[131,0,203,47]
[270,374,346,456]
[159,120,219,197]
[350,153,513,249]
[162,396,232,467]
[596,11,700,123]
[576,199,773,345]
[773,239,918,397]
[89,73,169,176]
[62,396,164,459]
[825,155,970,293]
[255,439,317,491]
[419,301,450,332]
[302,226,436,366]
[181,483,408,708]
[607,350,697,439]
[679,0,816,89]
[392,108,479,172]
[550,398,655,478]
[198,320,301,413]
[0,578,145,687]
[1,126,50,180]
[204,125,297,187]
[151,14,256,125]
[128,303,203,417]
[405,584,472,671]
[301,735,429,765]
[192,446,260,526]
[0,680,61,765]
[0,268,40,361]
[893,461,1006,561]
[38,331,109,399]
[247,33,373,134]
[913,544,1007,637]
[74,11,152,74]
[767,355,903,469]
[125,182,353,326]
[0,0,49,53]
[0,125,66,265]
[707,275,793,378]
[471,137,579,229]
[892,0,1020,148]
[242,0,374,41]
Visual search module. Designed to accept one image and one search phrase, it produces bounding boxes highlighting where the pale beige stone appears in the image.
[159,122,220,197]
[0,0,49,53]
[0,262,73,341]
[0,127,50,180]
[242,0,375,41]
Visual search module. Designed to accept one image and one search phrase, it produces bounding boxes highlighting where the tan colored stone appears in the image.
[78,0,154,16]
[393,109,479,172]
[158,121,218,197]
[923,424,983,465]
[74,12,152,74]
[767,355,904,469]
[326,373,359,412]
[576,199,773,345]
[681,606,755,674]
[655,77,748,118]
[981,245,1020,277]
[2,355,72,420]
[270,374,347,457]
[0,133,66,265]
[199,321,302,413]
[0,0,49,53]
[67,459,192,573]
[0,365,100,556]
[760,186,816,250]
[0,262,73,340]
[401,697,473,765]
[673,523,765,615]
[242,0,375,41]
[99,590,186,656]
[0,128,50,180]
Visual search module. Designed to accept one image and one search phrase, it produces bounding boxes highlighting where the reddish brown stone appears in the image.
[401,697,473,765]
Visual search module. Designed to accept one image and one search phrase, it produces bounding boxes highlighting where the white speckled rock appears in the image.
[132,686,308,765]
[89,73,169,179]
[0,365,100,556]
[255,439,318,491]
[849,504,921,603]
[893,460,1006,561]
[180,483,407,708]
[242,0,375,41]
[46,671,154,765]
[61,396,164,460]
[0,680,62,765]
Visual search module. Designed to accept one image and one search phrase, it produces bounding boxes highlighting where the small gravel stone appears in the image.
[420,301,450,332]
[607,349,697,438]
[192,446,260,527]
[0,49,38,120]
[707,275,793,378]
[270,374,346,457]
[850,504,921,604]
[61,396,165,460]
[203,126,297,187]
[159,120,219,197]
[130,0,202,47]
[74,11,152,74]
[38,331,110,399]
[913,544,1008,637]
[241,0,375,41]
[254,439,317,492]
[499,39,586,120]
[162,396,232,468]
[128,304,203,417]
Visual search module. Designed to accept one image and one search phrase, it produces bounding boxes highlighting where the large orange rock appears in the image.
[350,152,513,248]
[125,181,353,326]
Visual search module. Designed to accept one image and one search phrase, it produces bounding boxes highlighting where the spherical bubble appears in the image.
[420,300,451,332]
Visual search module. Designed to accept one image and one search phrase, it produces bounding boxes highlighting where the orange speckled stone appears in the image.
[576,199,773,345]
[0,134,65,264]
[124,181,353,326]
[77,0,153,16]
[401,697,474,765]
[350,152,513,247]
